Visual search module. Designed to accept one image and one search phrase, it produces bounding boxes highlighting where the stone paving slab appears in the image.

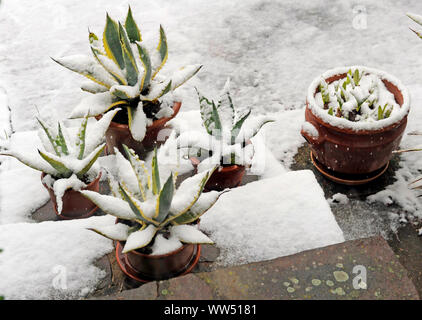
[94,236,419,300]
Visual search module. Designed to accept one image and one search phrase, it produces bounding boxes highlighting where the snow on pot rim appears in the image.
[307,66,410,132]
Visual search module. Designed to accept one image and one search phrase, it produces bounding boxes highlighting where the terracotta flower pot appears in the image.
[190,157,246,191]
[301,66,410,176]
[117,241,200,282]
[104,101,182,157]
[41,172,101,220]
[115,218,202,282]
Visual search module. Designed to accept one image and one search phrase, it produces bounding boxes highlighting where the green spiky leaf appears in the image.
[136,43,152,93]
[103,13,124,69]
[151,148,160,195]
[155,173,175,223]
[125,6,141,43]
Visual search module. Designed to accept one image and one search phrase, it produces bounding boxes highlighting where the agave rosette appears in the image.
[81,145,222,254]
[53,7,202,142]
[177,78,274,171]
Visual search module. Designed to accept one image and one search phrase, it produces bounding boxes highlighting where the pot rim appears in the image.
[41,171,102,191]
[108,101,182,131]
[189,156,245,172]
[119,240,194,259]
[306,66,410,133]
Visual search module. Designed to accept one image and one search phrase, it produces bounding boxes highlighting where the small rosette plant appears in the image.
[0,109,119,213]
[177,78,274,172]
[317,68,400,122]
[81,146,221,254]
[53,7,202,142]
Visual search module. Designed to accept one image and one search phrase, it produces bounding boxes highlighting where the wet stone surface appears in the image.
[94,237,419,300]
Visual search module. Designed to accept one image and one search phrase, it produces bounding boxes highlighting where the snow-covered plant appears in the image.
[0,109,119,213]
[177,79,274,170]
[81,146,221,254]
[1,109,118,181]
[408,13,422,39]
[316,68,399,122]
[52,7,202,142]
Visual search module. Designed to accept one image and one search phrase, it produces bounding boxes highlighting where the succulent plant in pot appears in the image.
[301,66,410,185]
[80,146,222,282]
[176,79,274,191]
[0,109,119,219]
[52,7,202,157]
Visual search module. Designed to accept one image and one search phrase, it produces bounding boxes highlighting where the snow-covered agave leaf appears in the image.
[80,190,137,220]
[70,92,117,118]
[38,150,72,177]
[217,78,234,131]
[110,82,142,100]
[136,42,152,92]
[197,89,222,136]
[151,148,161,195]
[84,108,119,155]
[107,174,125,199]
[37,118,60,156]
[119,183,157,224]
[122,144,151,201]
[235,116,274,144]
[52,55,117,89]
[75,143,106,177]
[89,223,130,241]
[155,173,174,223]
[171,190,222,225]
[128,105,147,142]
[167,169,213,221]
[408,13,422,27]
[81,81,109,94]
[231,109,251,142]
[90,47,126,86]
[0,150,59,176]
[103,13,124,70]
[119,22,138,86]
[114,147,141,195]
[141,80,172,101]
[75,115,88,160]
[170,64,202,91]
[125,6,141,43]
[122,224,157,253]
[170,225,213,244]
[152,25,168,79]
[56,123,69,156]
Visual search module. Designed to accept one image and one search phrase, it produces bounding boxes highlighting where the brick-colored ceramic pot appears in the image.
[301,66,410,175]
[41,172,101,219]
[104,101,181,157]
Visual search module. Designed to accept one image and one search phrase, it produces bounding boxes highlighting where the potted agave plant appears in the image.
[301,66,410,185]
[52,7,202,157]
[177,79,273,191]
[81,146,221,282]
[0,109,119,219]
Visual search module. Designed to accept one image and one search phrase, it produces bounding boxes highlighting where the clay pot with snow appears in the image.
[80,149,219,283]
[41,172,101,220]
[103,101,181,157]
[301,66,409,182]
[190,157,246,191]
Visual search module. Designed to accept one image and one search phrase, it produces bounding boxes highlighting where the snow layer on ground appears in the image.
[2,0,422,132]
[0,215,114,299]
[366,85,422,221]
[200,170,344,266]
[0,131,49,224]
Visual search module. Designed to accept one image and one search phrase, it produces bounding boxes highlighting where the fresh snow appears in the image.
[200,170,345,266]
[0,216,114,299]
[329,193,350,205]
